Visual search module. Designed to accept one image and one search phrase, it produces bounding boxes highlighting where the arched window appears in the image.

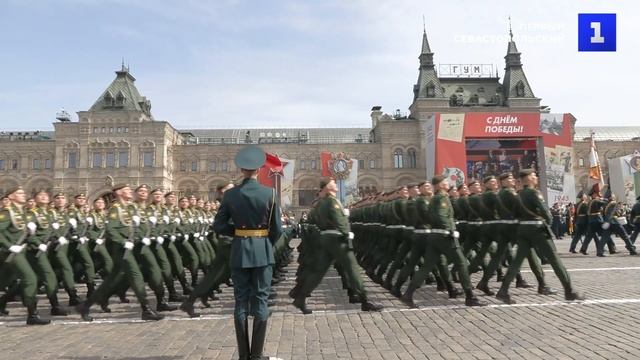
[393,149,404,169]
[515,81,525,97]
[426,83,436,98]
[407,149,417,169]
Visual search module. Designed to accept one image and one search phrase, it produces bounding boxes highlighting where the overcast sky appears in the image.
[1,0,637,130]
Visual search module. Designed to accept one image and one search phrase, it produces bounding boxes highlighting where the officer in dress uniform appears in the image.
[212,145,282,360]
[569,192,588,253]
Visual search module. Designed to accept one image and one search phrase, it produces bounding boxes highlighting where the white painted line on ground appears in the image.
[2,297,640,327]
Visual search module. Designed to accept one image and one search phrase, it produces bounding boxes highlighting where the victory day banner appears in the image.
[425,112,575,203]
[321,151,359,205]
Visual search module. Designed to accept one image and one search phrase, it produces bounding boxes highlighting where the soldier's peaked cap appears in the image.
[112,183,130,192]
[482,175,496,183]
[4,186,23,196]
[432,175,447,186]
[498,172,513,181]
[234,145,266,170]
[518,169,535,178]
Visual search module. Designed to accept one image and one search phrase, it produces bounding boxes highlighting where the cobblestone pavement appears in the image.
[1,237,639,360]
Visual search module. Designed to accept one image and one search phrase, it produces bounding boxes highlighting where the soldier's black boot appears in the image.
[67,288,81,306]
[435,274,446,292]
[538,285,557,295]
[495,268,504,282]
[201,296,211,308]
[86,283,96,299]
[178,274,192,296]
[292,295,312,314]
[495,289,516,304]
[400,284,418,308]
[0,293,10,316]
[157,299,177,312]
[475,281,494,296]
[390,283,402,298]
[118,289,130,303]
[464,289,487,307]
[167,281,186,302]
[26,304,50,326]
[249,318,269,360]
[141,301,164,321]
[235,318,250,360]
[446,282,463,299]
[382,276,394,291]
[515,275,534,289]
[347,288,360,304]
[564,289,585,301]
[360,296,383,312]
[288,284,301,299]
[76,300,94,322]
[49,294,69,316]
[179,297,200,318]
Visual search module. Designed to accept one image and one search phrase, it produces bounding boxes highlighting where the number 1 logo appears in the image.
[578,14,616,52]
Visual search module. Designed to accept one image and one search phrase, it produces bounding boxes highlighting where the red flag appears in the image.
[258,152,283,188]
[321,151,332,177]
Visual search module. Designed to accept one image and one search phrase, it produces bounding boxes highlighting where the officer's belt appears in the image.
[589,212,602,215]
[430,229,451,235]
[519,220,544,225]
[467,221,483,225]
[413,229,431,234]
[235,229,269,237]
[456,220,467,224]
[320,230,343,235]
[386,225,406,229]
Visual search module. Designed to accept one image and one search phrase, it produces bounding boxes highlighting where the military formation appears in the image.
[0,182,295,326]
[292,169,593,314]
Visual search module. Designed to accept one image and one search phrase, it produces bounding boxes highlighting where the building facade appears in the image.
[1,30,639,209]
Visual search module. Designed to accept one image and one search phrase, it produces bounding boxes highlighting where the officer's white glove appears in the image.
[142,237,151,246]
[9,245,24,254]
[96,238,104,245]
[204,231,209,236]
[209,217,214,223]
[38,243,48,252]
[188,218,194,224]
[343,209,350,217]
[69,218,78,228]
[131,215,140,226]
[602,222,610,230]
[58,236,68,245]
[348,232,355,240]
[198,216,204,223]
[124,241,134,250]
[52,222,60,230]
[174,217,181,225]
[170,235,176,242]
[71,235,78,240]
[148,216,157,225]
[199,236,204,241]
[194,232,200,238]
[184,234,190,241]
[79,237,88,244]
[86,216,94,225]
[27,222,37,235]
[163,215,170,224]
[156,236,164,245]
[453,231,460,239]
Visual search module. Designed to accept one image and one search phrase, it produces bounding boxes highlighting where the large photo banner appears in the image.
[321,151,358,205]
[608,151,640,205]
[428,112,574,202]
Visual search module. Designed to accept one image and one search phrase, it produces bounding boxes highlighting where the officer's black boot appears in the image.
[76,300,94,322]
[250,318,269,360]
[26,303,50,325]
[0,293,10,316]
[495,288,516,304]
[157,294,178,312]
[537,283,557,295]
[179,297,200,318]
[86,282,96,299]
[475,280,494,296]
[141,300,164,321]
[400,284,418,308]
[292,295,312,314]
[201,296,211,308]
[118,289,130,303]
[347,288,360,303]
[390,282,403,298]
[67,288,81,306]
[435,273,446,292]
[235,318,250,360]
[49,293,69,316]
[360,295,383,312]
[564,289,585,301]
[288,284,301,299]
[446,281,463,299]
[167,281,186,302]
[495,268,504,282]
[515,274,534,289]
[178,274,192,296]
[464,289,487,307]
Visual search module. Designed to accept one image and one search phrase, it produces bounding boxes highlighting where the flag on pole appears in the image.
[258,152,283,189]
[588,131,604,192]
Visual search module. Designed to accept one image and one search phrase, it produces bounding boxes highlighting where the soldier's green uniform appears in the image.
[87,208,113,277]
[401,175,485,308]
[78,184,164,322]
[496,170,584,304]
[383,188,414,289]
[67,202,97,296]
[0,192,50,325]
[175,205,200,286]
[48,203,81,305]
[158,197,192,295]
[569,195,588,253]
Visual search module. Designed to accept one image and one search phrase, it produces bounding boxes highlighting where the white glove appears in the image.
[69,218,78,228]
[79,237,88,244]
[602,222,610,230]
[209,217,214,223]
[174,217,181,224]
[156,236,164,245]
[27,222,37,235]
[199,236,204,241]
[453,231,460,239]
[58,236,68,245]
[96,238,104,245]
[142,237,151,246]
[148,216,157,225]
[184,234,190,241]
[71,235,78,240]
[132,215,141,226]
[124,241,134,250]
[188,218,194,224]
[163,215,170,224]
[86,216,94,225]
[38,243,48,252]
[348,232,355,240]
[343,209,350,217]
[52,222,60,230]
[170,235,176,242]
[198,216,204,223]
[194,232,200,238]
[204,231,209,236]
[9,245,24,254]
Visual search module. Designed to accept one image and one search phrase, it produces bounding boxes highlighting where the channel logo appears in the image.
[578,13,616,52]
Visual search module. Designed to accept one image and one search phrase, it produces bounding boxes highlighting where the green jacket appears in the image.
[315,195,350,236]
[429,192,455,231]
[516,186,552,224]
[106,201,134,245]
